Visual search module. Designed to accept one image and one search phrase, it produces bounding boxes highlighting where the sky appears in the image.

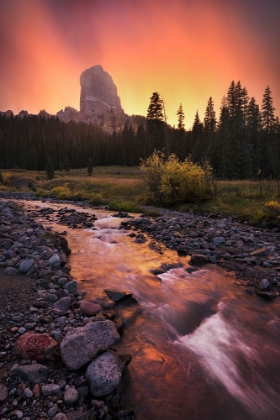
[0,0,279,128]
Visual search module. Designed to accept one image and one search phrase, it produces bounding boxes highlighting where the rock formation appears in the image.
[80,65,123,116]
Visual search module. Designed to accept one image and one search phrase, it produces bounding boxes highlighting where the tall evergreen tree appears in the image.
[176,103,185,130]
[46,156,55,179]
[261,86,275,133]
[146,92,165,154]
[203,97,217,133]
[87,157,93,175]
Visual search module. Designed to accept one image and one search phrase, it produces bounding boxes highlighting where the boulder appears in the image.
[104,289,133,303]
[190,254,209,265]
[79,300,102,316]
[86,351,124,397]
[60,320,120,370]
[14,364,49,384]
[14,332,58,361]
[18,258,35,274]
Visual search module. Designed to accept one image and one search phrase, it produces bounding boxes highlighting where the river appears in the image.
[24,201,280,419]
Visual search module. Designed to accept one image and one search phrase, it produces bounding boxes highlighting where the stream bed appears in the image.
[24,200,280,420]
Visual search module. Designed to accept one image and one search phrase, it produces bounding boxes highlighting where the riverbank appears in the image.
[0,198,135,420]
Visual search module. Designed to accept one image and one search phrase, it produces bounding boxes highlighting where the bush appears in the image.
[140,151,214,205]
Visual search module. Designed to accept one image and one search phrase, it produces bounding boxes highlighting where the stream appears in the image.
[24,201,280,419]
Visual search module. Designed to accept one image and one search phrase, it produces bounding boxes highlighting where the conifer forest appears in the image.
[1,81,279,180]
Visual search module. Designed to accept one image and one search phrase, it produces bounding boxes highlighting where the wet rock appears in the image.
[14,363,49,383]
[256,291,276,299]
[190,253,209,265]
[60,320,120,370]
[42,384,61,396]
[250,247,268,257]
[49,253,61,268]
[13,331,58,361]
[86,351,125,397]
[213,237,225,246]
[4,266,18,275]
[104,289,133,303]
[79,300,101,316]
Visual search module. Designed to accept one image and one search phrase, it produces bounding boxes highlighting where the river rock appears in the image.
[86,351,124,397]
[79,300,101,316]
[53,296,72,312]
[49,253,61,268]
[64,280,78,294]
[63,387,79,404]
[42,384,61,396]
[18,258,35,274]
[259,279,270,290]
[213,237,225,246]
[190,253,209,265]
[4,266,18,275]
[13,331,58,361]
[104,289,133,302]
[60,320,120,370]
[0,384,8,402]
[14,364,49,384]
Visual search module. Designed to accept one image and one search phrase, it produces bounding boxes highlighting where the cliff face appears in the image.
[80,65,123,116]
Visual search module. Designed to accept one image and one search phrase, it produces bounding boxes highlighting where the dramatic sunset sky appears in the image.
[0,0,279,128]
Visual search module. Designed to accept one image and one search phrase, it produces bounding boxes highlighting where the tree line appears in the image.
[0,80,279,179]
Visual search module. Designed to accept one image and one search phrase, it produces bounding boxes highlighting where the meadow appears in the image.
[1,166,280,225]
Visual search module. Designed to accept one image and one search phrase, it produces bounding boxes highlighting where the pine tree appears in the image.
[261,86,275,132]
[87,157,93,175]
[176,103,185,130]
[146,92,166,154]
[46,156,55,179]
[203,97,217,133]
[64,157,71,172]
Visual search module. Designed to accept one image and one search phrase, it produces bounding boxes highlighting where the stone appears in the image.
[64,280,78,294]
[18,258,35,274]
[80,65,123,117]
[42,384,61,396]
[54,414,68,420]
[250,247,268,257]
[190,254,208,265]
[259,279,270,290]
[4,266,18,275]
[13,331,58,361]
[104,289,133,303]
[79,300,101,316]
[53,296,72,312]
[14,364,48,384]
[86,351,124,397]
[63,387,79,404]
[0,384,8,402]
[60,320,120,370]
[212,237,225,246]
[49,253,61,268]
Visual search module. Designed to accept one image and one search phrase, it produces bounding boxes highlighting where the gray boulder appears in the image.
[18,258,35,274]
[60,320,120,370]
[86,351,124,397]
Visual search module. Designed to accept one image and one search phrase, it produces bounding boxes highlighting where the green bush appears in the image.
[140,151,214,205]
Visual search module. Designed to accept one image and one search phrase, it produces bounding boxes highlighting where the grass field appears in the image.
[1,167,280,225]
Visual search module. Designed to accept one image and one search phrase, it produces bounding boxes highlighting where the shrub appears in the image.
[140,151,214,205]
[50,186,71,199]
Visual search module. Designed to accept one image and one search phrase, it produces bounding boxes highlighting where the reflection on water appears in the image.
[22,201,280,419]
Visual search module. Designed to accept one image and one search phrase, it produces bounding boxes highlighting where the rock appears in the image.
[53,296,72,312]
[42,384,61,396]
[190,253,209,265]
[104,289,133,303]
[80,65,123,117]
[86,351,124,397]
[0,384,8,402]
[49,253,61,268]
[13,331,58,361]
[79,300,101,316]
[14,364,49,384]
[213,237,225,246]
[60,320,120,370]
[64,280,78,294]
[63,387,79,404]
[54,414,68,420]
[259,279,270,290]
[4,266,18,275]
[256,291,276,299]
[18,258,35,274]
[250,247,268,257]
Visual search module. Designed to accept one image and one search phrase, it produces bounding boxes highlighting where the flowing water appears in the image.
[23,201,280,419]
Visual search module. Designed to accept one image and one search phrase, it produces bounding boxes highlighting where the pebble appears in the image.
[63,387,79,404]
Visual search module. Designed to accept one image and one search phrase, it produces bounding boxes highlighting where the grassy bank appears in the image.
[1,167,280,225]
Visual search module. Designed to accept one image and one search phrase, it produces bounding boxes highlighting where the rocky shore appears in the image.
[0,197,135,420]
[1,191,280,419]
